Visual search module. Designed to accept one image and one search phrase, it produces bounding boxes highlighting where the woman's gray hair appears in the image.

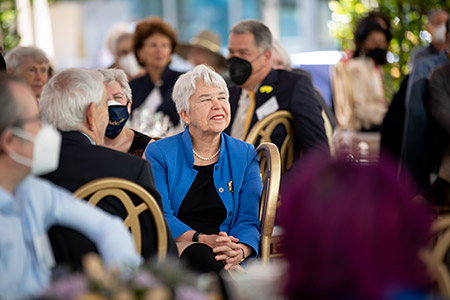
[4,46,50,71]
[272,40,292,71]
[230,20,272,53]
[40,68,105,131]
[172,64,229,113]
[98,68,132,101]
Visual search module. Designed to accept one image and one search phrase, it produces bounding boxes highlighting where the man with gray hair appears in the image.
[5,46,50,99]
[225,20,329,159]
[0,73,141,298]
[39,68,177,270]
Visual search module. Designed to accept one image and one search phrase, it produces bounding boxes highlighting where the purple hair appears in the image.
[280,153,432,300]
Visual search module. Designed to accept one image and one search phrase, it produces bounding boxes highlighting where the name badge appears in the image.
[256,96,279,120]
[33,233,55,270]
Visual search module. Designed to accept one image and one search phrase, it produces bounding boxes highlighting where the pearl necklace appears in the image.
[193,147,221,161]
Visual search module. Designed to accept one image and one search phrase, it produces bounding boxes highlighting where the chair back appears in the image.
[422,215,450,298]
[246,110,294,173]
[74,177,168,261]
[257,143,281,262]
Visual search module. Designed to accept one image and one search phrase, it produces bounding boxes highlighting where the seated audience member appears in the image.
[225,20,329,159]
[426,63,450,205]
[129,17,182,132]
[400,18,450,191]
[176,30,227,76]
[145,65,262,273]
[99,68,153,157]
[4,46,50,99]
[39,68,178,270]
[280,154,432,300]
[0,74,141,299]
[105,24,143,80]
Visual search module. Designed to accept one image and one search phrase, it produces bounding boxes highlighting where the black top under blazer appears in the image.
[41,131,178,269]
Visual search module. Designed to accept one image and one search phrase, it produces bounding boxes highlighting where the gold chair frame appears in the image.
[246,110,294,174]
[422,215,450,298]
[257,142,281,263]
[74,177,168,262]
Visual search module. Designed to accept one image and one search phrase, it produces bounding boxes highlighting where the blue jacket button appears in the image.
[229,211,232,216]
[218,187,224,193]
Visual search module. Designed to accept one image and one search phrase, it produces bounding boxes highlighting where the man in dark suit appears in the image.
[39,68,177,270]
[225,20,329,157]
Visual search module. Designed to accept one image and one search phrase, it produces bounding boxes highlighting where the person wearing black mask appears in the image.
[99,68,154,158]
[332,12,392,133]
[225,20,329,161]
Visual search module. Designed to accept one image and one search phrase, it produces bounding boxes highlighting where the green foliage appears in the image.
[328,0,450,100]
[0,0,20,52]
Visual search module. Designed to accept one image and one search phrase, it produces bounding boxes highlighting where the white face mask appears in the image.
[9,124,62,175]
[118,53,142,77]
[433,23,447,43]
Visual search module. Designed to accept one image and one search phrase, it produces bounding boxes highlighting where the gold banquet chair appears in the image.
[422,215,450,298]
[256,142,281,263]
[246,110,294,174]
[74,177,168,262]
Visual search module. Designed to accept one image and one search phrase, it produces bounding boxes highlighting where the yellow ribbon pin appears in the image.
[228,180,233,193]
[259,85,273,94]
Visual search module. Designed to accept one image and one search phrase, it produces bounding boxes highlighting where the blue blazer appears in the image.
[145,127,262,255]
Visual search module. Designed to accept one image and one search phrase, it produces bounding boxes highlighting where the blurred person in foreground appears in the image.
[280,154,432,300]
[129,17,182,131]
[226,20,329,160]
[4,46,50,100]
[145,65,262,273]
[99,68,153,157]
[39,68,178,270]
[0,73,140,299]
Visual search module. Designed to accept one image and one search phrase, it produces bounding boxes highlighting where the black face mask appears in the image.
[227,56,253,85]
[365,48,387,65]
[105,103,129,139]
[0,53,6,71]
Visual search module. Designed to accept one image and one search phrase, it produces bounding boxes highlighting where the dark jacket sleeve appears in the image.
[135,160,179,257]
[290,76,330,155]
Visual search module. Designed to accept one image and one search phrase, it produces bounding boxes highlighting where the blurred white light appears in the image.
[393,17,400,25]
[387,51,394,63]
[419,30,432,43]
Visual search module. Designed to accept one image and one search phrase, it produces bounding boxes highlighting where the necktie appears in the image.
[242,90,256,139]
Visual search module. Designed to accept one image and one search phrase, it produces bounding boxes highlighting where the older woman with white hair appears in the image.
[98,68,153,157]
[5,46,50,99]
[145,64,262,273]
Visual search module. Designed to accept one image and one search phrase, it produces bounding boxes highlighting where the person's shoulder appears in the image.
[430,62,450,79]
[129,73,149,87]
[146,132,183,154]
[95,144,149,166]
[275,69,312,86]
[24,176,73,198]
